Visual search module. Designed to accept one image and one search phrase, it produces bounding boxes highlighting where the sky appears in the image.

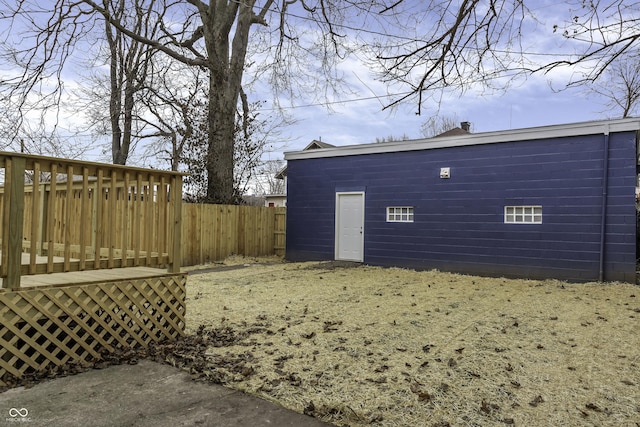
[256,64,611,165]
[268,72,607,156]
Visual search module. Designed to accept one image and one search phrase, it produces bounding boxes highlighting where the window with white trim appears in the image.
[504,206,542,224]
[387,206,414,222]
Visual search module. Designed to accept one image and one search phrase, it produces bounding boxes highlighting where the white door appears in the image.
[335,192,364,262]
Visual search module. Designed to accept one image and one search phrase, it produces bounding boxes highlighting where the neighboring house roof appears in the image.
[433,127,470,138]
[304,140,335,150]
[275,139,335,179]
[275,168,287,180]
[284,118,640,161]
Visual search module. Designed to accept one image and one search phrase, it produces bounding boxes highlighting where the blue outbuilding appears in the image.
[284,118,640,282]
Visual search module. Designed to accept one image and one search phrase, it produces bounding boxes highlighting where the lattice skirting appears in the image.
[0,274,186,386]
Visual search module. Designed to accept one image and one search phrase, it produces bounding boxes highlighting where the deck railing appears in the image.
[0,152,184,289]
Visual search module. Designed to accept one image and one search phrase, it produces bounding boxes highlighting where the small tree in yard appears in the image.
[179,96,276,203]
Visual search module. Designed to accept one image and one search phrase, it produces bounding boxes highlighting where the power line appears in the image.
[259,91,414,112]
[257,66,541,112]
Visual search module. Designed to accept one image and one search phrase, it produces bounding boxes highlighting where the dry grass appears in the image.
[185,257,640,426]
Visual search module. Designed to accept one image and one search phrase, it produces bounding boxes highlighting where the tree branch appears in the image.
[80,0,208,67]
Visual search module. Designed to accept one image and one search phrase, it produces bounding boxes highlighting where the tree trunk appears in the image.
[107,16,123,165]
[110,80,134,165]
[201,1,256,205]
[206,75,236,204]
[117,76,135,165]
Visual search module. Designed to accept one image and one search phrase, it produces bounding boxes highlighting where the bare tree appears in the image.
[586,56,640,118]
[257,159,286,195]
[374,134,410,143]
[253,159,287,198]
[3,0,640,203]
[0,1,98,151]
[368,1,640,113]
[102,0,160,164]
[421,115,462,138]
[136,62,210,171]
[72,0,161,165]
[74,0,345,203]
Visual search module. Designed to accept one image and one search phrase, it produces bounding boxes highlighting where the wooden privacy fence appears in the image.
[0,151,184,289]
[181,204,286,266]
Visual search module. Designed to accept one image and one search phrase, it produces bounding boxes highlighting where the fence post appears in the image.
[274,207,286,257]
[2,156,26,289]
[170,175,182,273]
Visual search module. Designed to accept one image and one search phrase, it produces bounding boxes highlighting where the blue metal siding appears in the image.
[286,131,637,282]
[602,132,637,281]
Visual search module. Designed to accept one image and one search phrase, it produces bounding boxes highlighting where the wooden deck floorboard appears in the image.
[1,251,177,289]
[1,266,173,289]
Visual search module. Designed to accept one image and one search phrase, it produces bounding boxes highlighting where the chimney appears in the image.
[460,121,471,132]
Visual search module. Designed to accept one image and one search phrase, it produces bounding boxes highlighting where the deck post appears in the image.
[4,156,26,289]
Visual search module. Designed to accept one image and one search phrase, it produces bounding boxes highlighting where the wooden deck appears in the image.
[0,252,172,288]
[1,151,187,387]
[12,266,172,288]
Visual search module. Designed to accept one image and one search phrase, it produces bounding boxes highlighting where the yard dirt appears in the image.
[184,257,640,427]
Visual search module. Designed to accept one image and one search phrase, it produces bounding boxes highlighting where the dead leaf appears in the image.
[480,400,500,413]
[529,395,545,407]
[585,403,601,412]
